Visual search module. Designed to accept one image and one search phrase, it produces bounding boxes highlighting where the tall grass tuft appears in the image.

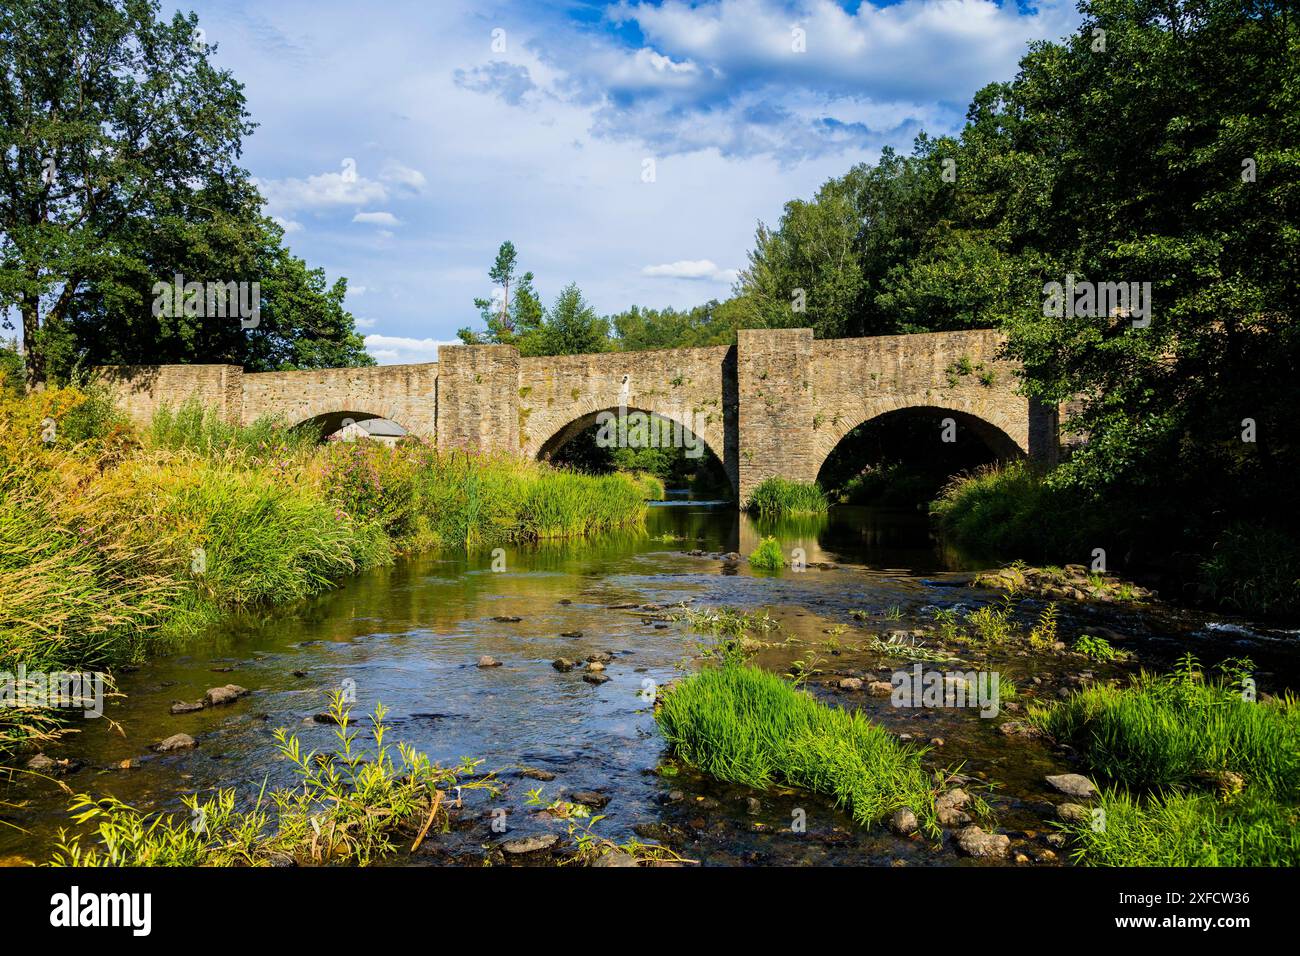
[744,477,828,517]
[1032,656,1299,796]
[1034,656,1300,866]
[656,663,937,830]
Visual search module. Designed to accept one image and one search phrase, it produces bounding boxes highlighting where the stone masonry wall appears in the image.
[96,329,1056,498]
[434,344,519,453]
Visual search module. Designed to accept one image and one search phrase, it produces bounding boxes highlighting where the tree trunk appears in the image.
[21,293,44,391]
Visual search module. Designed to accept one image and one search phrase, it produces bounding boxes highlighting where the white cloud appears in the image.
[380,160,427,190]
[355,316,378,329]
[273,216,303,234]
[642,259,736,281]
[363,334,458,365]
[255,168,388,214]
[353,210,402,226]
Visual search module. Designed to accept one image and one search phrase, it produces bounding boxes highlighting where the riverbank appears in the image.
[930,462,1300,622]
[0,386,658,754]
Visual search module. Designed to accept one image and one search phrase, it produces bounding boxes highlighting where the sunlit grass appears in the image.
[656,663,938,831]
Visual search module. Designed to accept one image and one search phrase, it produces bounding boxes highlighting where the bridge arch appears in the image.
[291,409,411,441]
[533,404,735,496]
[814,403,1025,500]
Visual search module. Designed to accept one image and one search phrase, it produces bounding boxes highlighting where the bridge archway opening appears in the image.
[817,406,1022,507]
[292,410,409,444]
[538,407,732,500]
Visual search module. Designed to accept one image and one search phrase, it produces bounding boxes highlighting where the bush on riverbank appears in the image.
[744,477,828,517]
[0,387,651,753]
[656,663,937,831]
[1033,656,1300,866]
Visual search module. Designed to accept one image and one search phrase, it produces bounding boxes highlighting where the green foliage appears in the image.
[146,399,317,459]
[1033,657,1299,797]
[0,0,370,383]
[1036,656,1300,866]
[609,299,744,351]
[745,477,828,517]
[655,663,938,830]
[1062,787,1300,867]
[49,695,494,866]
[747,536,786,571]
[1073,634,1118,663]
[1198,523,1300,619]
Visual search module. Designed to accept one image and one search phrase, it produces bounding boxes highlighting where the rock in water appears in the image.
[1045,773,1098,798]
[154,733,197,752]
[203,684,248,707]
[477,656,502,668]
[551,658,575,672]
[501,833,559,855]
[955,826,1010,858]
[889,808,918,835]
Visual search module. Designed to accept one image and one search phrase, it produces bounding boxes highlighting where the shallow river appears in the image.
[3,501,1297,866]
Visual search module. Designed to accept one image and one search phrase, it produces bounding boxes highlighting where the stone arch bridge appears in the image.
[100,328,1060,499]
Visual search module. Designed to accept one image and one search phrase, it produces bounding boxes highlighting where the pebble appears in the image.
[477,656,502,668]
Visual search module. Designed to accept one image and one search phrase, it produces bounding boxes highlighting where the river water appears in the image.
[3,501,1297,866]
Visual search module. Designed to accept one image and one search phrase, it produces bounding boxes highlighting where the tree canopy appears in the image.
[0,0,372,384]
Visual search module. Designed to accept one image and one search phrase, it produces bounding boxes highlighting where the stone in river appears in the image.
[583,672,610,685]
[154,733,197,752]
[889,808,918,835]
[1045,773,1098,799]
[491,615,523,623]
[501,833,559,855]
[954,826,1010,858]
[569,790,610,808]
[838,677,863,691]
[170,700,205,715]
[552,658,576,672]
[477,656,502,668]
[203,684,249,707]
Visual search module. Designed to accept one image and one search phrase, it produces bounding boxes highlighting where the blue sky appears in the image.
[181,0,1079,363]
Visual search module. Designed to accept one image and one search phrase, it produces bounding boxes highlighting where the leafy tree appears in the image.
[0,0,371,384]
[528,282,608,356]
[609,299,744,351]
[459,240,544,347]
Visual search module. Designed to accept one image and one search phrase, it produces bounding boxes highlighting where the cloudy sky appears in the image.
[185,0,1081,364]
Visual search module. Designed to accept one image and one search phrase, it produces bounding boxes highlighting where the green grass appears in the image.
[1060,788,1300,867]
[1032,657,1299,796]
[747,536,786,570]
[1033,656,1300,866]
[656,663,938,831]
[744,477,828,517]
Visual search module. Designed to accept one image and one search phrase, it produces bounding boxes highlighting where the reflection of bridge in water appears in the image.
[99,328,1062,499]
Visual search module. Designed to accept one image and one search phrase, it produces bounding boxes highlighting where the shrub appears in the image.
[747,536,786,570]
